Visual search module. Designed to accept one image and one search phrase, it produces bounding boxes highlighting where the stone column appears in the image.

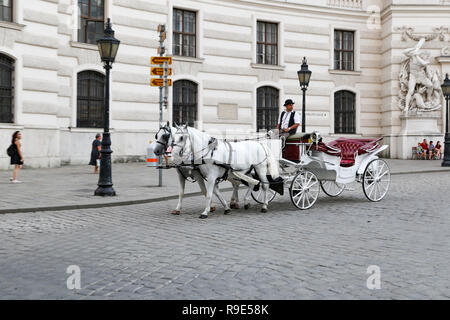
[436,54,450,135]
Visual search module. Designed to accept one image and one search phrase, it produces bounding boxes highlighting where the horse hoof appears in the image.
[261,208,268,213]
[224,209,232,215]
[244,204,250,210]
[171,210,181,215]
[199,215,208,219]
[210,207,216,213]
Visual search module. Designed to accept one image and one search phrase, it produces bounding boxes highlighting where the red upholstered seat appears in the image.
[312,138,382,167]
[283,136,382,167]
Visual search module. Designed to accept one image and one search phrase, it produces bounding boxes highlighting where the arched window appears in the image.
[77,71,105,128]
[334,90,356,134]
[257,86,279,132]
[0,54,14,123]
[173,80,197,127]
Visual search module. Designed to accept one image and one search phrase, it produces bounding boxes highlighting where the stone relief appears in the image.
[395,26,448,42]
[398,38,443,113]
[441,46,450,56]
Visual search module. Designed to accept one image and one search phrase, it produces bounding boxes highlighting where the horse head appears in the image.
[154,122,172,156]
[171,124,191,163]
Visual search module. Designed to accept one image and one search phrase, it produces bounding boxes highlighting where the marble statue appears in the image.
[398,38,443,113]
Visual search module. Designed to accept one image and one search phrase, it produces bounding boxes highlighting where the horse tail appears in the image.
[261,143,279,179]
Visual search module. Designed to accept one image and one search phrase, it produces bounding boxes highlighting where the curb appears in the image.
[0,187,238,215]
[1,169,449,215]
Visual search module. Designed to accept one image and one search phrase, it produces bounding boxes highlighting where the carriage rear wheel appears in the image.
[362,159,390,202]
[290,170,320,210]
[251,187,277,204]
[320,181,346,197]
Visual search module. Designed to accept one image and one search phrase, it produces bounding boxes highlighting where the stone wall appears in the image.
[1,0,450,169]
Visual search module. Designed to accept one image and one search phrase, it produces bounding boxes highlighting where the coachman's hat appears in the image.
[284,99,295,106]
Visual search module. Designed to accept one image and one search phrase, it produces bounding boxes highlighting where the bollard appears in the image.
[147,141,160,167]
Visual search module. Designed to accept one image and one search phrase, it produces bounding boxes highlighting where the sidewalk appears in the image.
[0,159,449,214]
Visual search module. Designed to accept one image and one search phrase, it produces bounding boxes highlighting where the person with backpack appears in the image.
[276,99,301,138]
[7,131,24,183]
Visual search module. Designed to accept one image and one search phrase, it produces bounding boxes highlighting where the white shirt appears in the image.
[279,111,301,129]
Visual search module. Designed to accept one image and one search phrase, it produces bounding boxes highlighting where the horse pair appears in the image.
[154,123,280,219]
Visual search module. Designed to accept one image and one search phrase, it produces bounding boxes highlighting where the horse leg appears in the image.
[255,166,269,213]
[173,169,185,215]
[199,176,217,219]
[244,185,253,210]
[213,183,232,215]
[195,172,216,212]
[230,181,240,209]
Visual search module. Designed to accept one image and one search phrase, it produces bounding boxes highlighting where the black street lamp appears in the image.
[298,57,312,133]
[95,18,120,196]
[441,73,450,167]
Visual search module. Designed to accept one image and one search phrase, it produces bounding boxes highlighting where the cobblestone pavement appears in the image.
[0,159,448,213]
[0,171,449,300]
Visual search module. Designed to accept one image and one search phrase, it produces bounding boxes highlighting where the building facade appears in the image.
[0,0,450,169]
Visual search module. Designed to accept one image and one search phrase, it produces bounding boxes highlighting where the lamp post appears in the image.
[95,18,120,196]
[297,57,312,133]
[441,73,450,167]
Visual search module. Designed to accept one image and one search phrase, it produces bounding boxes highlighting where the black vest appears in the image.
[279,111,298,135]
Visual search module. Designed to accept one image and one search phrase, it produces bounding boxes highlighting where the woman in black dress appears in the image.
[10,131,24,183]
[89,133,102,174]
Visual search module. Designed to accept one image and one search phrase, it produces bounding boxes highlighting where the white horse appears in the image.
[171,125,280,219]
[153,123,245,215]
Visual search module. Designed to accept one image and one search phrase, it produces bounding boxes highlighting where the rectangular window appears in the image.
[78,0,105,45]
[0,0,13,22]
[257,21,278,65]
[173,9,196,57]
[334,30,354,71]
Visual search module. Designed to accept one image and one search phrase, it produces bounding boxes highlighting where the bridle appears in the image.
[156,126,172,148]
[171,127,191,159]
[171,127,217,163]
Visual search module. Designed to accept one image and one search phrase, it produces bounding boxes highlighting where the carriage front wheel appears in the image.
[320,181,345,197]
[251,187,277,204]
[290,170,320,210]
[362,159,390,202]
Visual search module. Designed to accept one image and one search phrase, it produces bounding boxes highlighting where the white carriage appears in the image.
[251,132,391,210]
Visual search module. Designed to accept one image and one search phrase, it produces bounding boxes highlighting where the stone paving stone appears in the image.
[0,160,449,213]
[0,171,450,299]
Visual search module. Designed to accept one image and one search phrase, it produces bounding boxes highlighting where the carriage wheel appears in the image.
[362,159,390,202]
[251,187,277,204]
[320,181,346,197]
[290,170,320,210]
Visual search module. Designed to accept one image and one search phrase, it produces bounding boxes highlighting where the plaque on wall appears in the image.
[217,103,238,120]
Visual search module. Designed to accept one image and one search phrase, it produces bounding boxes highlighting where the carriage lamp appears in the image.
[441,73,450,167]
[298,57,312,133]
[95,19,120,197]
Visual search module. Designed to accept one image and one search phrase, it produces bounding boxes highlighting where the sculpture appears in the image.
[398,38,443,113]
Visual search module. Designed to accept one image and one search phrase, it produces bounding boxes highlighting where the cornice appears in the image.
[382,4,450,20]
[198,0,371,20]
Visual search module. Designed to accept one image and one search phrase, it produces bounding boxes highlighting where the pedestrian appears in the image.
[276,99,301,138]
[420,139,428,160]
[435,141,442,159]
[428,141,435,160]
[416,142,425,159]
[89,133,102,174]
[8,131,24,183]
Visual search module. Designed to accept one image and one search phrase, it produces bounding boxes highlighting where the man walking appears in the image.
[277,99,300,138]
